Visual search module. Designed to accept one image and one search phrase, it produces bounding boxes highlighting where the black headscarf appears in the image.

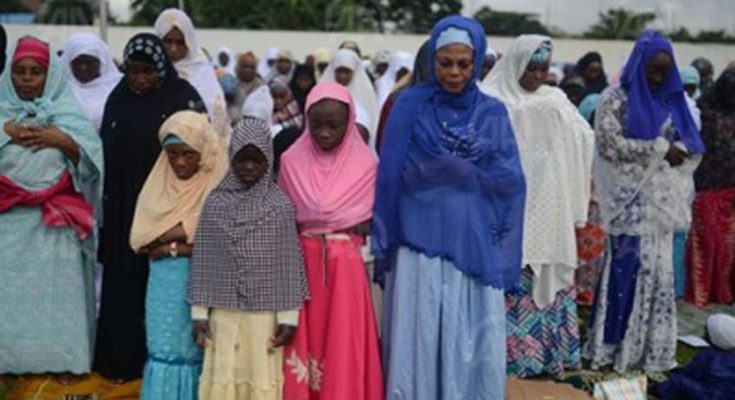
[0,25,6,74]
[575,51,608,95]
[289,64,315,113]
[95,32,205,380]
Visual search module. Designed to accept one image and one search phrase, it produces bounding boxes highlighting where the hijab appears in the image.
[155,9,226,124]
[188,117,308,311]
[576,51,608,95]
[289,63,316,112]
[61,32,122,131]
[242,84,274,123]
[1,35,103,213]
[267,49,295,85]
[257,46,278,79]
[372,16,526,288]
[320,49,379,150]
[278,82,377,234]
[620,31,704,154]
[375,51,415,110]
[0,25,7,74]
[129,111,228,251]
[213,46,236,75]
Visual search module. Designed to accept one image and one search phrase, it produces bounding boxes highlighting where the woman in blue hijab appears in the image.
[374,15,526,400]
[584,31,703,373]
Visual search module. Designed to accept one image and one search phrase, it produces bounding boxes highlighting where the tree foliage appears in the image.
[383,0,462,33]
[40,0,95,25]
[473,6,549,36]
[584,8,656,40]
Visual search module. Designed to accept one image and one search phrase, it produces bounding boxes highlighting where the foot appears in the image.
[56,373,85,386]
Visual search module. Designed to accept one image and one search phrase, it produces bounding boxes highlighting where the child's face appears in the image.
[164,142,201,181]
[231,144,269,187]
[271,88,289,111]
[308,99,349,151]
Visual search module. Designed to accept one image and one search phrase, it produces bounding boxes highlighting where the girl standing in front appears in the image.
[279,82,383,400]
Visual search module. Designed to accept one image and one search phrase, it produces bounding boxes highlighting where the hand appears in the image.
[192,320,212,348]
[269,324,296,349]
[664,144,688,167]
[4,121,26,143]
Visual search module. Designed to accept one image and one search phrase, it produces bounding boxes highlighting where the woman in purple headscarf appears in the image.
[583,31,704,373]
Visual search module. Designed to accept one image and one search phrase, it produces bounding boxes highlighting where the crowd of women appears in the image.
[1,8,735,400]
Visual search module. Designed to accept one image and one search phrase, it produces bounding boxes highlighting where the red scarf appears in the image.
[0,171,93,240]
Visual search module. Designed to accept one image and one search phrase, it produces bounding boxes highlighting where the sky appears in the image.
[109,0,735,34]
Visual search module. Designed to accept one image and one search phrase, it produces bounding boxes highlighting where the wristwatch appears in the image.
[169,241,179,258]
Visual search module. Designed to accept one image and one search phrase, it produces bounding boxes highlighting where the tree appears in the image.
[473,6,549,37]
[40,0,95,25]
[384,0,462,33]
[584,8,656,40]
[669,27,693,42]
[695,30,735,44]
[0,0,31,13]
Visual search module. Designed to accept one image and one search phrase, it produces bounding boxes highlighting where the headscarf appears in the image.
[483,34,553,106]
[620,31,704,154]
[155,9,226,125]
[213,46,236,75]
[129,111,228,251]
[267,49,295,85]
[269,81,303,132]
[188,117,308,311]
[12,36,50,70]
[375,51,415,110]
[319,49,379,150]
[370,50,390,77]
[0,25,6,73]
[257,46,278,79]
[547,66,564,85]
[372,15,526,288]
[339,40,362,57]
[578,93,601,124]
[575,51,608,95]
[61,32,123,131]
[0,35,103,216]
[691,57,714,81]
[278,82,377,234]
[242,84,273,123]
[289,63,316,112]
[707,314,735,350]
[482,35,595,307]
[680,66,700,87]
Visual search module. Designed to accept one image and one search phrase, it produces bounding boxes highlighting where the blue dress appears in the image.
[141,256,202,400]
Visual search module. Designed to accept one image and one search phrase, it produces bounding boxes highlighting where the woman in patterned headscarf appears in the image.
[95,32,205,381]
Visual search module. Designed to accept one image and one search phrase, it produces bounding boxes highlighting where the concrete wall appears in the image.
[5,24,735,73]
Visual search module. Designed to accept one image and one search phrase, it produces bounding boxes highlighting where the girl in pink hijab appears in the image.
[278,82,383,400]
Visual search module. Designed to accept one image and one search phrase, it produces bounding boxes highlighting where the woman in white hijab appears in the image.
[482,35,595,378]
[319,49,379,150]
[155,9,228,134]
[212,46,236,75]
[62,32,122,131]
[257,46,279,80]
[375,51,414,111]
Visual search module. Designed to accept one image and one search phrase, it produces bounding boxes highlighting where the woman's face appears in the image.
[395,67,410,83]
[335,66,354,87]
[519,60,549,93]
[308,99,349,151]
[232,144,268,187]
[126,61,160,96]
[434,43,474,94]
[295,74,314,91]
[276,57,292,74]
[12,58,47,101]
[164,141,201,180]
[584,61,603,83]
[162,27,188,63]
[218,52,230,67]
[271,87,290,111]
[71,54,101,84]
[645,52,673,92]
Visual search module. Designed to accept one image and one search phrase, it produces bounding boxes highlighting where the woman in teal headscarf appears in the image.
[0,36,103,382]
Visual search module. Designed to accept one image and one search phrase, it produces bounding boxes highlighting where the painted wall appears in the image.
[5,24,735,73]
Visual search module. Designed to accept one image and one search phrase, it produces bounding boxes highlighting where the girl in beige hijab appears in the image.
[129,110,228,400]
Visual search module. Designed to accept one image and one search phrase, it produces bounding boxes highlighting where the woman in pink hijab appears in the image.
[278,82,382,400]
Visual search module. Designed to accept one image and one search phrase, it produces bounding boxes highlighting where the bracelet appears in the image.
[169,241,179,258]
